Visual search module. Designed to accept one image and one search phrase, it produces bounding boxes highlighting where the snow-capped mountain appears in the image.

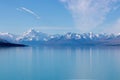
[17,29,49,41]
[1,29,120,46]
[0,32,18,43]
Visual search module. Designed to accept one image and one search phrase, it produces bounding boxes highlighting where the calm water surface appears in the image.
[0,46,120,80]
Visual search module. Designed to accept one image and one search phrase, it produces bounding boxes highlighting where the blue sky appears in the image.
[0,0,120,34]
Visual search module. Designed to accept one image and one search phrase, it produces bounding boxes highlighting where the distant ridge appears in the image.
[0,42,27,47]
[0,38,26,47]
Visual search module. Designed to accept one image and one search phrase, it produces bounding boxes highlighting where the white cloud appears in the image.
[60,0,120,32]
[33,26,79,31]
[17,7,40,19]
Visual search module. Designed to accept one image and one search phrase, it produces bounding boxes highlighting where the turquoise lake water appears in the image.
[0,46,120,80]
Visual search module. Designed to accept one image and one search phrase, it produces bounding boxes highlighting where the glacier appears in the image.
[1,29,120,46]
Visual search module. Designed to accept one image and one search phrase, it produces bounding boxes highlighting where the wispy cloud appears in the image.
[29,26,80,34]
[60,0,120,32]
[105,19,120,34]
[34,26,76,30]
[17,7,40,19]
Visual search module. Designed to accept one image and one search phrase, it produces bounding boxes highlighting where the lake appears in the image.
[0,46,120,80]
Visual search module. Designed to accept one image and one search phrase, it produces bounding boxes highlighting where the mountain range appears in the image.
[1,29,120,46]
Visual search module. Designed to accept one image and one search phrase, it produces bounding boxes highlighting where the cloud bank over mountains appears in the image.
[60,0,120,32]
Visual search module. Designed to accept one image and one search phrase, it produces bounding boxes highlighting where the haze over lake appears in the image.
[0,46,120,80]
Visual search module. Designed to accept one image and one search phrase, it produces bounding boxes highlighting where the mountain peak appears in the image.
[27,28,38,33]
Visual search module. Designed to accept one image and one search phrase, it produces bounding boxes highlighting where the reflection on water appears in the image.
[0,46,120,80]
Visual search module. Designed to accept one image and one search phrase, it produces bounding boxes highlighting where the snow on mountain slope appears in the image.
[0,32,18,42]
[17,29,49,41]
[17,30,120,45]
